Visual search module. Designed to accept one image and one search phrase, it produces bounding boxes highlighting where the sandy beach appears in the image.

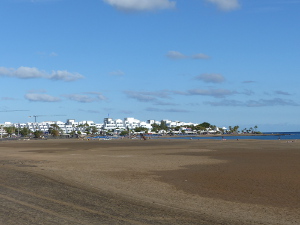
[0,138,299,224]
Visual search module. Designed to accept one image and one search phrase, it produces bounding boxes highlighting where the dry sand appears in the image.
[0,138,299,224]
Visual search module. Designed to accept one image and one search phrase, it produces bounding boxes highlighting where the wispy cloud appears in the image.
[0,66,45,79]
[240,89,255,96]
[194,73,225,83]
[109,70,125,76]
[120,110,133,114]
[36,51,58,57]
[205,99,243,107]
[205,0,240,11]
[79,109,102,114]
[250,1,300,13]
[242,80,256,84]
[246,98,299,107]
[22,0,61,3]
[1,97,17,101]
[175,88,236,98]
[63,94,96,103]
[166,51,210,60]
[166,51,187,59]
[25,93,61,102]
[0,66,84,82]
[103,0,176,12]
[205,98,300,107]
[274,90,291,96]
[124,91,157,102]
[49,52,58,57]
[124,90,171,102]
[146,107,189,113]
[123,90,178,106]
[273,0,300,4]
[192,53,210,59]
[85,92,107,101]
[49,70,84,82]
[63,92,107,103]
[154,101,177,106]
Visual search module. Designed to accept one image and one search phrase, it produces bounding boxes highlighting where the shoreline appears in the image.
[1,131,299,142]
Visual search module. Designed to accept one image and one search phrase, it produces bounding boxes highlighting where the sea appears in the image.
[89,132,300,141]
[167,132,300,141]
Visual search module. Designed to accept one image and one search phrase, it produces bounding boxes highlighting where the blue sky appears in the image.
[0,0,299,132]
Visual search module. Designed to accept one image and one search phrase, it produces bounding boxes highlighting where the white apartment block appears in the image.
[6,120,102,135]
[124,117,140,129]
[102,117,152,131]
[103,118,125,130]
[1,117,203,136]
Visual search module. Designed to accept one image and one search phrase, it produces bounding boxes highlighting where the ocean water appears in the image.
[168,132,300,140]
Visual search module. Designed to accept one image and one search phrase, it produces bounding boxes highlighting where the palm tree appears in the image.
[249,127,253,133]
[19,127,31,137]
[4,126,16,137]
[91,126,98,135]
[33,130,44,138]
[254,125,258,133]
[49,124,61,137]
[233,125,239,134]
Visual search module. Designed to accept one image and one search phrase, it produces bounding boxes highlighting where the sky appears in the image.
[0,0,299,132]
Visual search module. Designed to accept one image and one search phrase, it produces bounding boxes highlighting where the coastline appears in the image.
[149,132,300,140]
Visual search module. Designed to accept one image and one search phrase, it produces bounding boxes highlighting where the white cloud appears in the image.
[241,89,255,96]
[85,92,108,101]
[50,70,84,82]
[79,109,102,114]
[274,90,291,96]
[166,51,187,59]
[173,89,237,98]
[25,93,61,102]
[64,92,107,103]
[109,70,125,76]
[0,66,45,79]
[124,91,157,102]
[192,53,210,59]
[206,0,240,11]
[166,51,210,60]
[49,52,58,57]
[29,0,60,2]
[242,80,256,84]
[0,66,84,81]
[1,97,17,101]
[96,94,107,101]
[103,0,176,11]
[124,90,171,102]
[247,98,299,107]
[194,73,225,83]
[146,107,189,113]
[64,94,95,103]
[36,51,58,57]
[205,98,300,107]
[185,88,236,98]
[204,99,243,106]
[154,101,177,106]
[120,110,133,114]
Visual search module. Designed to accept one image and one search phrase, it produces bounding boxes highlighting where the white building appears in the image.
[10,119,103,135]
[139,121,152,131]
[124,117,140,129]
[102,117,153,132]
[1,117,221,136]
[166,121,185,128]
